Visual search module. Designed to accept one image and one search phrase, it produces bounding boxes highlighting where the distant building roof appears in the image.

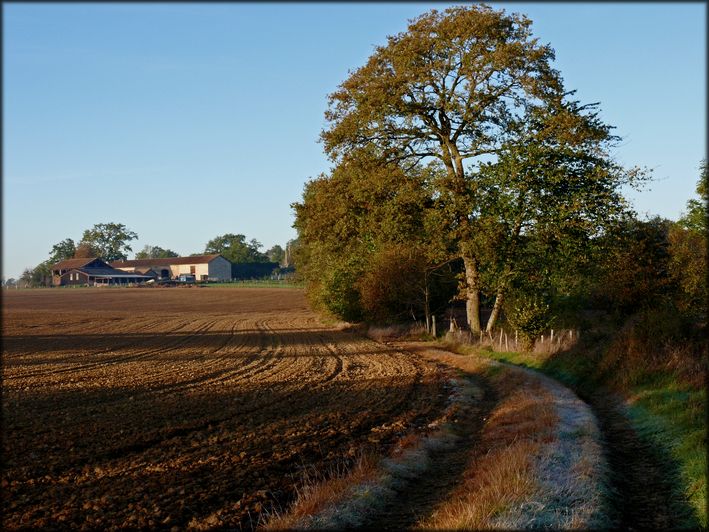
[111,254,227,268]
[71,267,152,278]
[52,257,106,271]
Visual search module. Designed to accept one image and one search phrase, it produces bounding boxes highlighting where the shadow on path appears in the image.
[356,370,497,530]
[582,388,700,530]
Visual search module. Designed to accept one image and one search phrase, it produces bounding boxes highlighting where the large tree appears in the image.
[204,234,268,263]
[79,223,138,262]
[48,238,76,265]
[135,245,179,259]
[321,5,629,332]
[469,99,644,331]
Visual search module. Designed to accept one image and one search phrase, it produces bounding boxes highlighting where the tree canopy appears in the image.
[294,150,458,324]
[48,239,76,265]
[135,245,179,259]
[79,223,138,262]
[204,234,268,264]
[316,4,644,332]
[266,245,285,265]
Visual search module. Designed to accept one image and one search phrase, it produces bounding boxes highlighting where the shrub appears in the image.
[505,295,554,350]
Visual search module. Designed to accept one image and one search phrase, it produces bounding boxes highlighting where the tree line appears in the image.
[14,224,292,287]
[292,5,707,348]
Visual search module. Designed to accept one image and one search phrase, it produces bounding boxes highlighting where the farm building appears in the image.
[110,254,232,282]
[51,258,152,286]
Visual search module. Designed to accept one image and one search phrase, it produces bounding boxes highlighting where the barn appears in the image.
[110,254,232,282]
[51,258,152,286]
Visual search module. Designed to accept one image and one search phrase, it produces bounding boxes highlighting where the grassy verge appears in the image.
[442,340,706,528]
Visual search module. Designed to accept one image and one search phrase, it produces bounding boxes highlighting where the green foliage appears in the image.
[319,4,645,331]
[294,150,457,323]
[266,245,285,265]
[668,224,707,315]
[20,262,52,288]
[204,233,268,263]
[322,5,562,164]
[318,258,366,322]
[504,295,554,350]
[135,245,179,259]
[80,222,138,262]
[677,161,707,234]
[48,238,76,264]
[590,216,673,316]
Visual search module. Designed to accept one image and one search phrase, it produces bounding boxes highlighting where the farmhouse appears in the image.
[111,254,232,282]
[51,258,152,286]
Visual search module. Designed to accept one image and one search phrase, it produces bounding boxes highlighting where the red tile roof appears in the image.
[51,257,106,271]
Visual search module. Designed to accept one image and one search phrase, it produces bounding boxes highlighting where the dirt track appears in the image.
[2,288,447,530]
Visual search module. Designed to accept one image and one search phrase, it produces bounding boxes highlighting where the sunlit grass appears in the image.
[445,339,707,527]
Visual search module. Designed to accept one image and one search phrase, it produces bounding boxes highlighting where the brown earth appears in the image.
[1,288,448,530]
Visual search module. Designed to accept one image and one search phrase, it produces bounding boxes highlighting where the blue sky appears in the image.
[3,2,706,279]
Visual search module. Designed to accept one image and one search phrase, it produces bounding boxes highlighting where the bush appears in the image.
[320,262,365,322]
[505,295,554,350]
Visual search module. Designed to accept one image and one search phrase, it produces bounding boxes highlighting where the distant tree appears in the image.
[79,223,138,261]
[266,245,285,265]
[4,278,17,287]
[19,268,33,287]
[592,216,674,315]
[284,239,300,269]
[73,242,100,259]
[20,262,52,288]
[135,245,179,259]
[204,233,268,263]
[48,238,76,264]
[669,162,708,314]
[678,160,707,234]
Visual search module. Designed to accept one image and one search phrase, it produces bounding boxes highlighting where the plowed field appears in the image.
[2,288,446,530]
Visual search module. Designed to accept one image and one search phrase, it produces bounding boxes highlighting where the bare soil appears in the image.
[2,288,448,530]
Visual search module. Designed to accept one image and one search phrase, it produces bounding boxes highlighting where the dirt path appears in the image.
[358,370,497,530]
[282,343,607,530]
[583,389,699,530]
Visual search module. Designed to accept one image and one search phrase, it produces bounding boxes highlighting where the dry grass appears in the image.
[443,328,580,355]
[418,349,609,529]
[262,454,380,530]
[366,323,428,342]
[420,378,558,530]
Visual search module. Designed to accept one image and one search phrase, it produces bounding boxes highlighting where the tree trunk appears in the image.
[422,272,431,333]
[485,289,504,333]
[462,254,481,333]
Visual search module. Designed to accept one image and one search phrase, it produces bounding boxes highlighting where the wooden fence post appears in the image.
[432,315,437,338]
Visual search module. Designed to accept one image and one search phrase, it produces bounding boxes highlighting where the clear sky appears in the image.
[3,2,706,279]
